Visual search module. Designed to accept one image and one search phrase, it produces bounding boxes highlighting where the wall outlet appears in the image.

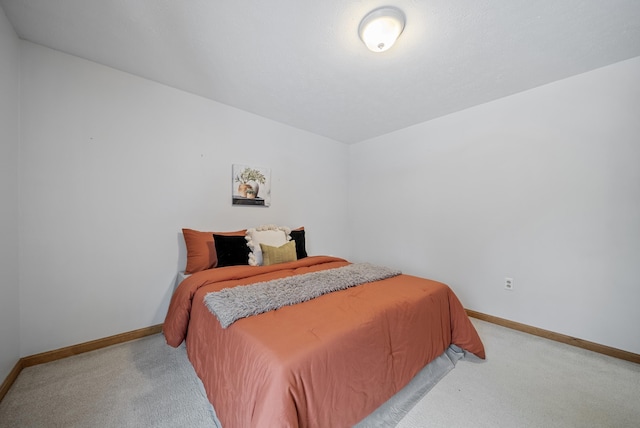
[504,277,514,291]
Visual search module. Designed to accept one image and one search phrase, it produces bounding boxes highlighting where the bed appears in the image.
[164,249,485,427]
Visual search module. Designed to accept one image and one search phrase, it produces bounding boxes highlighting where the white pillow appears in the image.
[245,225,291,266]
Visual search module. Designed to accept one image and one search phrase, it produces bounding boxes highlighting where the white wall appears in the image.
[19,42,350,357]
[0,7,21,380]
[10,37,640,360]
[348,57,640,354]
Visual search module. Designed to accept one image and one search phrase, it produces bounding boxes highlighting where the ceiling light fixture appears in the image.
[358,6,405,53]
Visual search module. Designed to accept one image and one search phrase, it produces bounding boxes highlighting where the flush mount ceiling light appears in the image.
[358,6,405,53]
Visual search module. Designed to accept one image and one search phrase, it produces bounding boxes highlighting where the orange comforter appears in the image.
[164,256,485,427]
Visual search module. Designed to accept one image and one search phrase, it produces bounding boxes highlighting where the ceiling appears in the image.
[2,0,640,144]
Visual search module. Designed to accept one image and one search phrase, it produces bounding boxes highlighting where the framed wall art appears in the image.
[232,164,271,207]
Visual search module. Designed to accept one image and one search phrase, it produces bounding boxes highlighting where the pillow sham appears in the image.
[182,228,216,274]
[289,227,308,260]
[182,228,246,273]
[246,225,291,266]
[260,241,297,266]
[213,234,251,267]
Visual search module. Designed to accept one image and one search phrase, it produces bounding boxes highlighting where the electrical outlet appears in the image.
[504,277,514,291]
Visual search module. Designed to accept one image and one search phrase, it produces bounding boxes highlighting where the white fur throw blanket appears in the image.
[204,263,401,328]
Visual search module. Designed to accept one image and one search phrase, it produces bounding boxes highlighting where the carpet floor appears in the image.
[1,319,638,427]
[397,319,640,428]
[0,334,217,427]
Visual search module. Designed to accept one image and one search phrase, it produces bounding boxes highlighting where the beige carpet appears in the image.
[0,335,217,427]
[397,319,640,428]
[1,319,639,427]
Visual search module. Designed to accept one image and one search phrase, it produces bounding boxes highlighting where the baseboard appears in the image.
[466,310,640,365]
[0,324,163,403]
[21,324,164,368]
[0,360,23,404]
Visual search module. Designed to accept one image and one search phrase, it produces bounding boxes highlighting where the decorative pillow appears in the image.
[182,229,216,274]
[260,241,297,266]
[245,225,291,266]
[213,234,251,267]
[182,228,246,273]
[290,227,308,260]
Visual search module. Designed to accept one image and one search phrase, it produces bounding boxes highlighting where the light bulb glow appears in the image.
[359,7,405,52]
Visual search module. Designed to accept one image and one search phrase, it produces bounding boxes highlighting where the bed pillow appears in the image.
[245,225,291,266]
[289,227,308,260]
[213,234,251,267]
[182,228,247,274]
[182,228,217,274]
[260,241,297,266]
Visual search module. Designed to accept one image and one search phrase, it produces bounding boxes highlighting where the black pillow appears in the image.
[213,234,250,267]
[290,229,308,260]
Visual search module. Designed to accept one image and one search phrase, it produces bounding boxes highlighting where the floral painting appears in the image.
[232,164,271,206]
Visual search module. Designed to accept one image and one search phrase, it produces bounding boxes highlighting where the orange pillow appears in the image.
[182,228,246,274]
